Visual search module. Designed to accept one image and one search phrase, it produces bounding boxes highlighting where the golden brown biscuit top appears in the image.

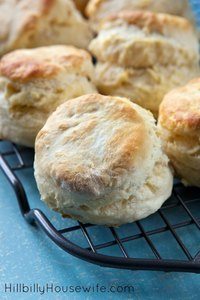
[86,0,192,19]
[86,0,103,15]
[0,45,92,82]
[0,0,54,41]
[159,79,200,135]
[36,94,151,195]
[103,11,192,33]
[74,0,89,14]
[0,0,92,56]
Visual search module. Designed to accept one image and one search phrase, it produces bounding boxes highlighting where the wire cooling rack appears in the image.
[0,140,200,273]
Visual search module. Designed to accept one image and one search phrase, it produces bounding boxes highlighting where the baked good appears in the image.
[0,0,93,56]
[0,46,97,147]
[89,11,200,116]
[74,0,89,15]
[86,0,195,30]
[92,63,199,118]
[158,79,200,187]
[34,94,173,226]
[90,12,198,68]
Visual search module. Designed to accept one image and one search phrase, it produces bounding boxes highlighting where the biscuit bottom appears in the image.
[49,159,173,226]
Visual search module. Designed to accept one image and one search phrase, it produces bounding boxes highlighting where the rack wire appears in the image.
[0,140,200,273]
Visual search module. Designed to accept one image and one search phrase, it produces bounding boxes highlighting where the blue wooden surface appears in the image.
[1,2,200,299]
[191,0,200,27]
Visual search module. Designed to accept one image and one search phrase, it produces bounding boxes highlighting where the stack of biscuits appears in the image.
[89,10,199,116]
[0,0,199,226]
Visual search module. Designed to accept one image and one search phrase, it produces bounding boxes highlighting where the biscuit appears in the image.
[158,79,200,187]
[34,94,173,226]
[0,46,97,147]
[93,62,199,117]
[89,11,199,68]
[0,0,93,56]
[89,11,200,116]
[86,0,195,30]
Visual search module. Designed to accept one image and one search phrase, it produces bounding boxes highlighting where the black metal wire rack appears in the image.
[0,140,200,273]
